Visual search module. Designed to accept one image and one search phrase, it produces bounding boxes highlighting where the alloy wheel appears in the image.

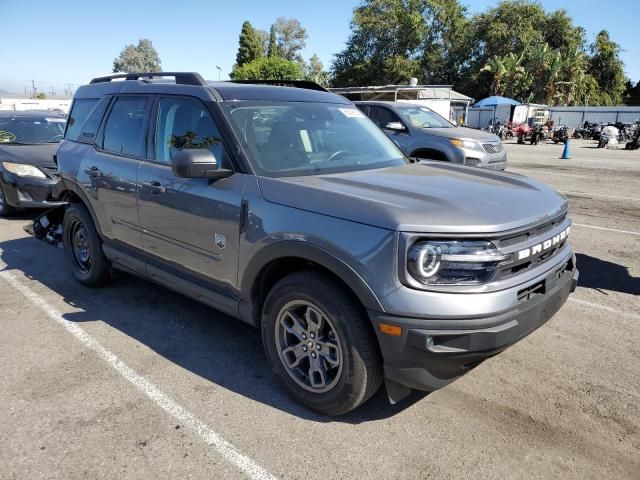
[275,300,343,393]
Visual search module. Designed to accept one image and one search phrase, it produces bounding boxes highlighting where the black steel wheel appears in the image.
[62,203,111,286]
[0,183,17,217]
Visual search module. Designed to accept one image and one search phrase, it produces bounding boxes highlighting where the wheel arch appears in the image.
[52,179,104,237]
[239,241,384,327]
[409,148,449,162]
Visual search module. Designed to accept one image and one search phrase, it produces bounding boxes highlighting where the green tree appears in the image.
[230,56,302,81]
[588,30,626,105]
[623,80,640,106]
[305,54,330,87]
[420,0,473,86]
[268,24,278,57]
[332,0,427,86]
[236,21,264,67]
[112,38,162,73]
[274,17,308,61]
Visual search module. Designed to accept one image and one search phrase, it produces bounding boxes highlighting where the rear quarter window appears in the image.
[65,98,98,140]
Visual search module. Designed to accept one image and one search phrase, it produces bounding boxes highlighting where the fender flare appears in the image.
[240,240,384,312]
[52,178,104,237]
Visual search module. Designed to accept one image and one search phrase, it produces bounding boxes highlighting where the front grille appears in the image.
[482,143,503,154]
[498,214,565,248]
[494,213,569,280]
[41,166,60,179]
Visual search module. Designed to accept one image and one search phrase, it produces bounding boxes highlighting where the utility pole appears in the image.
[50,87,55,97]
[32,79,36,98]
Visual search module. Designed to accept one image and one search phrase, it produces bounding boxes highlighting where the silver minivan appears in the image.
[355,101,507,170]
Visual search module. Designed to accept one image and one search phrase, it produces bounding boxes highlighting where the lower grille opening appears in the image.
[517,280,545,304]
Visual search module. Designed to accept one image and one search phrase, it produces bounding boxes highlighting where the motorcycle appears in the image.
[598,125,619,148]
[552,125,569,143]
[626,122,640,150]
[516,123,532,144]
[530,124,548,145]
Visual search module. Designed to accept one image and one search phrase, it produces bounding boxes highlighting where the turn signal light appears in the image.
[379,323,402,337]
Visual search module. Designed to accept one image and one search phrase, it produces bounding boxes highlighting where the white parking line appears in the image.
[0,263,277,480]
[569,297,640,319]
[572,223,640,236]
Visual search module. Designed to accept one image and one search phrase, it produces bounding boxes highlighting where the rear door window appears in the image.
[65,98,98,140]
[101,96,150,157]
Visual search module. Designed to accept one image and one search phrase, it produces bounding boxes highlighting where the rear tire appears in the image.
[0,183,17,217]
[62,203,111,287]
[261,270,382,416]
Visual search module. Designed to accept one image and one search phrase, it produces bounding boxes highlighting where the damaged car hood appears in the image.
[258,162,568,233]
[0,143,58,168]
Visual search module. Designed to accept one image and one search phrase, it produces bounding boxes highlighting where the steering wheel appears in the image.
[328,150,349,162]
[48,134,64,142]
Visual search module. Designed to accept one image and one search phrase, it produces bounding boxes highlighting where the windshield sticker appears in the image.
[338,108,365,119]
[46,118,66,123]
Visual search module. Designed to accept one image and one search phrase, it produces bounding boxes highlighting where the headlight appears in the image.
[2,162,46,179]
[407,240,508,285]
[449,138,478,149]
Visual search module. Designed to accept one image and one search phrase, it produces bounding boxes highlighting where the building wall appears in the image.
[549,106,640,129]
[0,98,72,113]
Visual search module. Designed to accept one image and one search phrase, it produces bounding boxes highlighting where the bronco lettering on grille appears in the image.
[517,226,570,261]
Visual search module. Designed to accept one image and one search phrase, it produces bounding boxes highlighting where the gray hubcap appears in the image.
[275,300,343,393]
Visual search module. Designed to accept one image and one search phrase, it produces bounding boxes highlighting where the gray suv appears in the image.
[355,101,507,170]
[30,73,577,415]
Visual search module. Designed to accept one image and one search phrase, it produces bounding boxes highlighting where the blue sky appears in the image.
[1,0,637,96]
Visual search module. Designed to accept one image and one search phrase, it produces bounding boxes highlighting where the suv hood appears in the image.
[420,126,501,143]
[0,143,58,167]
[259,162,568,233]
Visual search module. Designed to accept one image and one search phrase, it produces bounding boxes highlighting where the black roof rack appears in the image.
[90,72,207,86]
[228,79,329,92]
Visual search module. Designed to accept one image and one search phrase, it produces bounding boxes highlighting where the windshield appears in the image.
[396,105,454,129]
[222,102,407,177]
[0,116,66,144]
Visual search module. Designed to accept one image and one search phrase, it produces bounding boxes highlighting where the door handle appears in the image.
[144,180,166,194]
[85,166,102,178]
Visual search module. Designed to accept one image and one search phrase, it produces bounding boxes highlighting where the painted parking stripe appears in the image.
[572,223,640,236]
[0,263,277,480]
[569,297,640,320]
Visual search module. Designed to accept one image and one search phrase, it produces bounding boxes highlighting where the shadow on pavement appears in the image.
[0,221,427,423]
[575,253,639,296]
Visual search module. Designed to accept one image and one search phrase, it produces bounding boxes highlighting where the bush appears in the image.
[231,56,302,81]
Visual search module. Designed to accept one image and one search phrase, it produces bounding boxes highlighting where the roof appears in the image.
[331,85,474,103]
[209,82,348,104]
[75,73,347,104]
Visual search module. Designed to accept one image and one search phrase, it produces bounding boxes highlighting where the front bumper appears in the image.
[457,146,507,170]
[0,172,66,209]
[370,256,578,395]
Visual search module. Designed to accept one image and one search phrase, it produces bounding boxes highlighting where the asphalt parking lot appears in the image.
[1,139,639,480]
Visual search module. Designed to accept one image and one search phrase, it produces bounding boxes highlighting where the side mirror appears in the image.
[172,149,233,179]
[385,121,406,132]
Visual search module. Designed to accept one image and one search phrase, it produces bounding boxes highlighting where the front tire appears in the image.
[0,183,17,217]
[261,271,382,415]
[62,203,111,287]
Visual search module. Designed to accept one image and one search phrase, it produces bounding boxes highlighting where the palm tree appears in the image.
[481,56,507,95]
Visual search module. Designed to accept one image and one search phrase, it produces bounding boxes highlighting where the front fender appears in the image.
[240,240,384,313]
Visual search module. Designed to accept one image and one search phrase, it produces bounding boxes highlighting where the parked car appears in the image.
[354,101,507,170]
[28,73,577,415]
[0,110,67,216]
